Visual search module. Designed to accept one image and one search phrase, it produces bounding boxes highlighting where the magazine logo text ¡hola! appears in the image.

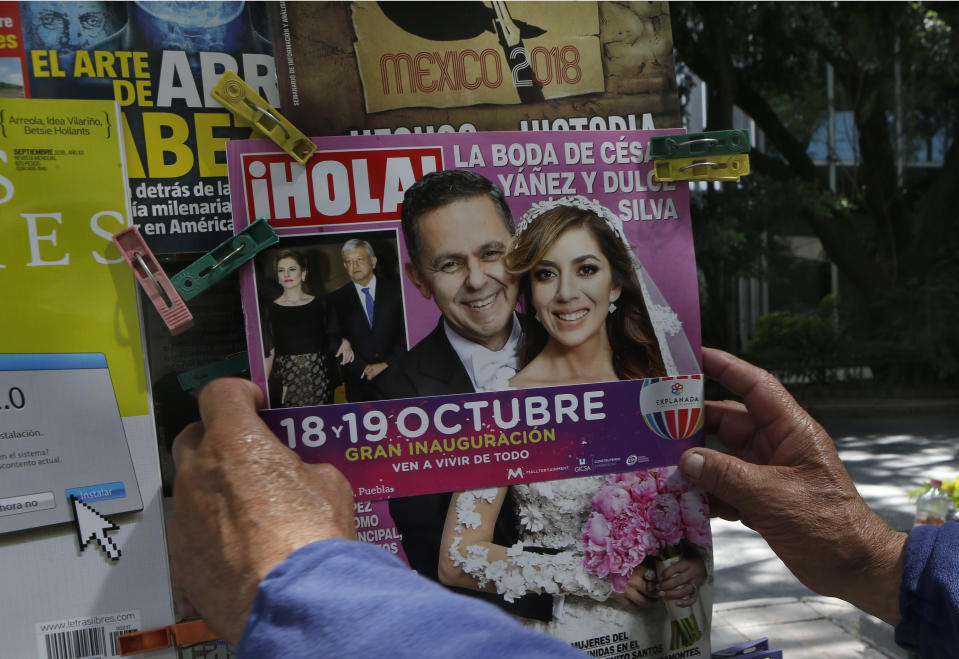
[241,147,443,228]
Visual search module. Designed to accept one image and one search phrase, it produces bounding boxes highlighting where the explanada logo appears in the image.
[240,146,443,227]
[639,375,704,441]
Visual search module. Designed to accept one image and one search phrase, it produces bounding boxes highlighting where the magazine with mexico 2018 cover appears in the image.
[268,1,681,136]
[229,130,711,657]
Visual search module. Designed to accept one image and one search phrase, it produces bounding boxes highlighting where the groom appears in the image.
[374,170,551,620]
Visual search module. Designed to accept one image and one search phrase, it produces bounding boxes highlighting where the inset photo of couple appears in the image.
[250,229,408,408]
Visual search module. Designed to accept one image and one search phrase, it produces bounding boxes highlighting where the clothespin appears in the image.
[171,218,279,300]
[178,352,250,391]
[649,129,750,159]
[117,619,220,656]
[112,226,194,335]
[653,154,750,182]
[212,70,316,165]
[651,129,751,182]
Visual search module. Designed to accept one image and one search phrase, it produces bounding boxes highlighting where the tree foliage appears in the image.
[748,296,845,385]
[673,2,959,378]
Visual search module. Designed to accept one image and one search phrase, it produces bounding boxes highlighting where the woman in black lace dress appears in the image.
[264,250,352,407]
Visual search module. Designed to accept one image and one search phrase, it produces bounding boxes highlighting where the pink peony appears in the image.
[612,503,655,549]
[592,484,631,519]
[648,493,684,546]
[619,530,657,567]
[679,488,712,547]
[613,506,657,560]
[605,546,625,574]
[583,511,611,546]
[583,513,617,579]
[628,470,659,504]
[655,466,691,495]
[583,545,611,578]
[614,471,641,485]
[584,473,688,591]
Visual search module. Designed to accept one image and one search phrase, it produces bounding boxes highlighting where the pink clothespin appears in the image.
[112,226,194,335]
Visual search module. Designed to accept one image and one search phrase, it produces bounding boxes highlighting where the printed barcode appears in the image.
[43,626,108,659]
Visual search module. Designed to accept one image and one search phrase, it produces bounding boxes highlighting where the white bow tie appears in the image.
[473,356,518,392]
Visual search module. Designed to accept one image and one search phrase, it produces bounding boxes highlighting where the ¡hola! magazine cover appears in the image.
[227,129,711,658]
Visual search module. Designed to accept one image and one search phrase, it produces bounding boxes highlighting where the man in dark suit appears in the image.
[375,170,551,621]
[328,239,407,402]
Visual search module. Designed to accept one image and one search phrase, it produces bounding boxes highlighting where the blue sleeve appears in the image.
[237,539,582,659]
[895,521,959,658]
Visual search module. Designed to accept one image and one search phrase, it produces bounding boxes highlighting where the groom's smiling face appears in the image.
[406,195,518,351]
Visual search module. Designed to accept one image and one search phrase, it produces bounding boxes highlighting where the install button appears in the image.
[66,482,126,503]
[0,491,56,517]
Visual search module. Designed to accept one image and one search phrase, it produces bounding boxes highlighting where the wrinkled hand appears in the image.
[168,378,356,644]
[336,338,355,365]
[608,568,659,610]
[657,556,706,606]
[679,348,906,624]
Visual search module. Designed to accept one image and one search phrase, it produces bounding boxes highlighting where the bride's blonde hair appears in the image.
[506,206,665,380]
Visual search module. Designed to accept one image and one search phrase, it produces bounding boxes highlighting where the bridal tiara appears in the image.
[514,195,642,271]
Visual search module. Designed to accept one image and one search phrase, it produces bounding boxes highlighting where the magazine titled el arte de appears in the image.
[229,130,712,658]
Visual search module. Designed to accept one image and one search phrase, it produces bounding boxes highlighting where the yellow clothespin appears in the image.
[212,70,316,165]
[653,153,750,182]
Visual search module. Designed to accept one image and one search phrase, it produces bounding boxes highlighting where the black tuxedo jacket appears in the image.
[374,315,552,621]
[374,317,472,398]
[327,277,407,402]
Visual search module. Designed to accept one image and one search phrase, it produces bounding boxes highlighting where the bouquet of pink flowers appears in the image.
[581,466,711,649]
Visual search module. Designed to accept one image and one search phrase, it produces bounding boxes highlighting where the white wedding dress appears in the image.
[448,476,712,656]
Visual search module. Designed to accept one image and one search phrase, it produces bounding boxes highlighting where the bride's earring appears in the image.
[535,311,541,322]
[608,294,617,314]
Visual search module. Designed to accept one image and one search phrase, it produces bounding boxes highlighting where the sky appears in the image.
[0,58,23,86]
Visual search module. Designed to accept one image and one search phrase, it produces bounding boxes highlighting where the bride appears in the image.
[437,197,710,652]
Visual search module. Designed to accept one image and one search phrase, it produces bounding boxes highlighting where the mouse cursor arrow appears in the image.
[70,495,122,561]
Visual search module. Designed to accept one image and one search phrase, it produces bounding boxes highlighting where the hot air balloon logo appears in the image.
[639,375,704,441]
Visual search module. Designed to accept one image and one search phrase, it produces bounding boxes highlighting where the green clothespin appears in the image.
[177,352,250,391]
[171,219,278,300]
[649,129,750,160]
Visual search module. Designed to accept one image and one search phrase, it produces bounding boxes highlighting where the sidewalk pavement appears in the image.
[708,410,959,657]
[712,596,904,658]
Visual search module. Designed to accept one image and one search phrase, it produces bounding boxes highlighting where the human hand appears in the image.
[168,378,356,644]
[679,348,906,624]
[363,362,388,380]
[656,557,706,607]
[607,568,659,610]
[336,338,354,365]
